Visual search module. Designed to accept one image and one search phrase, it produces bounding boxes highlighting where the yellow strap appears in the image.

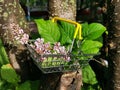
[79,24,82,40]
[52,17,82,40]
[73,24,82,40]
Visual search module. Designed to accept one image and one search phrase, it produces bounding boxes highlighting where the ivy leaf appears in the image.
[82,23,106,40]
[35,19,60,44]
[1,64,20,84]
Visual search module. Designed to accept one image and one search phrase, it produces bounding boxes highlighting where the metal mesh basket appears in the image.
[26,44,84,73]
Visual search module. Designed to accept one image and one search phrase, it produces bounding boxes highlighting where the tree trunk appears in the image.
[49,0,76,21]
[0,0,32,81]
[48,0,83,90]
[107,0,120,90]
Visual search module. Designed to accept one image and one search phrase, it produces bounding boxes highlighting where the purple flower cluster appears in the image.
[10,23,29,45]
[9,23,70,62]
[30,38,51,55]
[30,38,70,61]
[53,42,70,61]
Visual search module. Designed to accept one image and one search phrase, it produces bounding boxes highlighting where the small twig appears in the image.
[91,58,108,67]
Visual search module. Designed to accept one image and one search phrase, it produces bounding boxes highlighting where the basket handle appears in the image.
[52,17,82,40]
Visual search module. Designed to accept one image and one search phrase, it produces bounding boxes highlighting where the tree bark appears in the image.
[49,0,76,21]
[48,0,83,90]
[107,0,120,90]
[0,0,31,80]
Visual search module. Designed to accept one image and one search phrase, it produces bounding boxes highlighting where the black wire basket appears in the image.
[26,43,91,74]
[27,44,84,73]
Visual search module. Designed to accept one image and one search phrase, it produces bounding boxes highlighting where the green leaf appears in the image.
[82,65,98,85]
[57,21,75,45]
[59,21,75,40]
[80,40,103,54]
[0,80,14,90]
[82,23,106,40]
[0,39,9,65]
[1,64,20,84]
[0,79,6,90]
[0,54,3,67]
[16,81,31,90]
[35,19,60,44]
[58,25,72,45]
[81,23,89,38]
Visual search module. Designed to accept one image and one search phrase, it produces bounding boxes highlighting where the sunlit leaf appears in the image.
[35,19,60,44]
[80,40,103,54]
[1,64,20,84]
[82,65,98,85]
[82,23,106,40]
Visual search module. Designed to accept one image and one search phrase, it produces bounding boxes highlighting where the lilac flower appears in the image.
[64,55,71,61]
[19,29,24,34]
[39,57,46,61]
[36,38,44,44]
[59,46,67,54]
[19,33,29,44]
[10,23,29,45]
[44,42,51,49]
[31,38,70,62]
[53,42,67,55]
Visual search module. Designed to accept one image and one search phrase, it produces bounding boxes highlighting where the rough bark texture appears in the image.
[0,0,29,42]
[107,0,120,90]
[48,0,82,90]
[0,0,33,81]
[49,0,76,21]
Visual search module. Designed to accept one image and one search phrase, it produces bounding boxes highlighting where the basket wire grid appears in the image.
[26,43,93,73]
[27,44,85,73]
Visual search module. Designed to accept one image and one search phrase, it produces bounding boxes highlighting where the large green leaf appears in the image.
[1,64,20,84]
[82,65,98,85]
[58,25,72,45]
[57,21,76,45]
[80,40,103,54]
[35,19,60,44]
[82,23,106,40]
[59,21,75,40]
[81,23,89,38]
